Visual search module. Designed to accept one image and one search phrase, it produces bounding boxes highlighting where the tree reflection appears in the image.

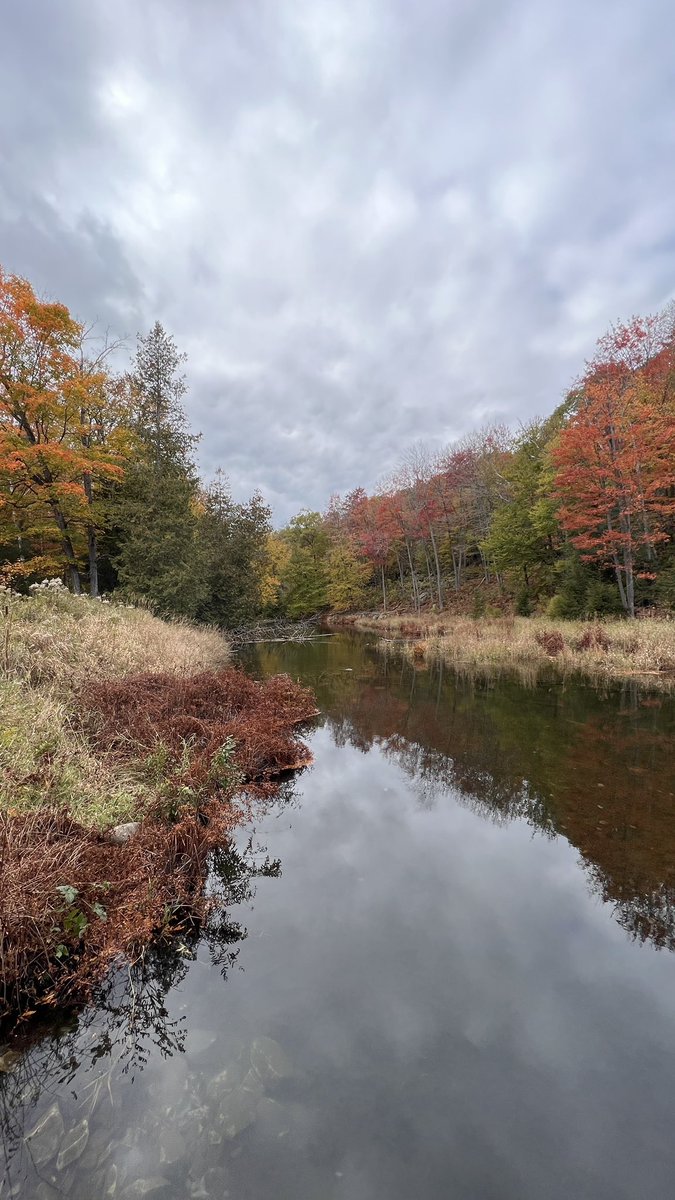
[0,832,280,1182]
[250,635,675,952]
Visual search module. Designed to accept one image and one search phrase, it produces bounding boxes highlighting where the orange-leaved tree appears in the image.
[0,268,127,593]
[552,314,675,616]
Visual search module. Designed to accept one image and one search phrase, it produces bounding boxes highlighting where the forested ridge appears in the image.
[2,265,675,623]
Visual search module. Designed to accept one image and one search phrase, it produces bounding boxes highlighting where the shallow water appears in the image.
[3,632,675,1200]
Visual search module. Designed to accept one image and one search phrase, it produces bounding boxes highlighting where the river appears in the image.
[2,631,675,1199]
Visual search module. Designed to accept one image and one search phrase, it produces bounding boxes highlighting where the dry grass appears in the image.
[0,587,231,828]
[339,611,675,689]
[0,588,318,1029]
[2,587,229,691]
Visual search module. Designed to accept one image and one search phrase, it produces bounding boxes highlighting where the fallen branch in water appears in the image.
[228,617,326,646]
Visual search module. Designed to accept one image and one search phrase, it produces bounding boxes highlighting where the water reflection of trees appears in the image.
[0,835,280,1180]
[254,636,675,953]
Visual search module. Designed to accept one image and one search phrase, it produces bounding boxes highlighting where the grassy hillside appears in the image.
[0,581,230,828]
[0,582,317,1029]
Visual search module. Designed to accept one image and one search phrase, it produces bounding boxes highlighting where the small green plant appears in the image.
[209,736,243,789]
[471,592,486,618]
[52,882,109,958]
[515,586,531,617]
[144,741,173,783]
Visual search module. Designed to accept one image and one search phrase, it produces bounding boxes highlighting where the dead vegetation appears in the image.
[83,669,317,792]
[0,588,318,1031]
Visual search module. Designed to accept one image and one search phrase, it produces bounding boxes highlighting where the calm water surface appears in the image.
[2,633,675,1200]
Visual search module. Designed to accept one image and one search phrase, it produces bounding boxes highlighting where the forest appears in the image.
[2,264,675,624]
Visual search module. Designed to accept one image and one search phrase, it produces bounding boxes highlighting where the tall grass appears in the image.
[340,611,675,689]
[0,585,318,1027]
[0,585,231,827]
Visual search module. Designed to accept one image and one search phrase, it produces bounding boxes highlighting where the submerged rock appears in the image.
[78,1130,113,1174]
[256,1096,292,1140]
[56,1117,89,1170]
[0,1048,21,1074]
[103,1163,118,1198]
[217,1085,260,1140]
[25,1103,64,1167]
[120,1178,171,1199]
[186,1030,218,1057]
[206,1060,244,1101]
[240,1067,264,1099]
[249,1036,294,1088]
[33,1185,59,1200]
[158,1125,186,1167]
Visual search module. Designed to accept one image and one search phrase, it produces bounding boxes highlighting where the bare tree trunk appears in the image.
[49,504,82,594]
[405,541,420,611]
[83,471,99,597]
[381,563,387,611]
[452,545,465,591]
[423,545,434,601]
[611,550,628,614]
[623,544,635,618]
[88,527,99,598]
[429,523,443,609]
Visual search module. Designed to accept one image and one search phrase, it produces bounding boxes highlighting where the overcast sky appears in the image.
[1,1,674,522]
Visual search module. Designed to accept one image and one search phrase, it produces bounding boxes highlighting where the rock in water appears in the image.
[206,1060,244,1102]
[240,1067,264,1099]
[120,1179,171,1198]
[0,1048,21,1074]
[186,1030,218,1057]
[25,1104,64,1167]
[108,821,141,844]
[249,1036,293,1088]
[217,1086,260,1140]
[103,1163,118,1198]
[158,1125,186,1167]
[256,1096,292,1140]
[56,1118,89,1170]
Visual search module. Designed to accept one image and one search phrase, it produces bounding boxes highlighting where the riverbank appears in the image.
[0,585,317,1030]
[333,611,675,688]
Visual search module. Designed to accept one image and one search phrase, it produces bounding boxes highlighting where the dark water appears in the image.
[3,633,675,1200]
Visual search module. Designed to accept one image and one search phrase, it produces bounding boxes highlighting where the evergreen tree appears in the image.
[196,471,272,627]
[114,323,205,616]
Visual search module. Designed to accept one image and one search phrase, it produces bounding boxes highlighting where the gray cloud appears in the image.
[1,0,674,521]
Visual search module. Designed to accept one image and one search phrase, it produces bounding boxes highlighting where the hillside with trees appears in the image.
[269,309,675,621]
[0,269,271,624]
[1,265,674,623]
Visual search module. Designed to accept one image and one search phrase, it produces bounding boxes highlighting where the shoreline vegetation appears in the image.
[0,585,317,1033]
[333,611,675,690]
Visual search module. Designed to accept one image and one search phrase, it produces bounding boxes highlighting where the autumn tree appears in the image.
[325,538,372,611]
[0,269,125,592]
[552,316,675,616]
[483,416,562,604]
[282,511,329,618]
[396,445,445,608]
[259,532,292,613]
[344,490,399,610]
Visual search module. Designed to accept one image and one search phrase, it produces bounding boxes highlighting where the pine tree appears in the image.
[196,471,272,627]
[114,323,205,616]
